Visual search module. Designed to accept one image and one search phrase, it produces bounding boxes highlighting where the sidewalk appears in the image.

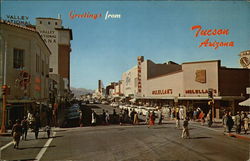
[177,119,250,141]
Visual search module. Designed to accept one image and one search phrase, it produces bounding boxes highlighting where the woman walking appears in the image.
[148,111,155,128]
[243,113,249,134]
[91,110,97,126]
[12,120,22,149]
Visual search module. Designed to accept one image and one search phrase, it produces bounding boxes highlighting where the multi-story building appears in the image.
[0,20,51,124]
[35,17,73,104]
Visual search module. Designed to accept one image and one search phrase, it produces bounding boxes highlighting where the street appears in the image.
[1,104,249,161]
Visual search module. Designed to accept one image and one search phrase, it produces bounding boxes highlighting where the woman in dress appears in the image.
[148,111,155,128]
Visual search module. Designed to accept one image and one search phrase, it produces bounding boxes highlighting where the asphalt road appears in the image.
[1,104,249,161]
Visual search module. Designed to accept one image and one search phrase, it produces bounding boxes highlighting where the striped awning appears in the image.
[239,98,250,107]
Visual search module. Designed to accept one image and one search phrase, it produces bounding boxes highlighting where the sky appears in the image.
[1,1,250,90]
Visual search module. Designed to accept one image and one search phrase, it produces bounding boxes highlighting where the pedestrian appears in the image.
[11,119,22,149]
[21,116,28,140]
[193,110,197,121]
[45,124,51,138]
[133,112,139,125]
[91,110,97,126]
[102,109,106,125]
[200,111,205,126]
[179,107,184,120]
[181,117,190,139]
[206,110,213,127]
[130,110,135,124]
[148,111,155,128]
[235,111,241,134]
[119,110,123,125]
[176,112,180,128]
[222,112,228,133]
[145,110,150,124]
[113,109,117,124]
[8,120,13,130]
[105,111,110,125]
[243,113,249,134]
[79,110,83,127]
[227,112,234,133]
[34,114,40,139]
[158,110,163,125]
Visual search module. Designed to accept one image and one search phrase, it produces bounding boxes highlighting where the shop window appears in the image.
[49,68,53,72]
[13,49,24,69]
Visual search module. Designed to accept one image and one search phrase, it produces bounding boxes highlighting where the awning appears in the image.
[7,99,35,103]
[239,98,250,107]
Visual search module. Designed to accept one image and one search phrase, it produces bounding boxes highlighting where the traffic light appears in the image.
[208,88,213,98]
[2,85,7,95]
[2,88,6,95]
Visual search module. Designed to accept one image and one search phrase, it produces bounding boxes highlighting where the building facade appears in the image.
[35,17,73,104]
[110,56,250,119]
[0,20,51,125]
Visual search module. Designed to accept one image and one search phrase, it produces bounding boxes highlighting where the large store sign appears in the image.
[137,56,143,93]
[152,89,173,95]
[185,89,217,94]
[195,70,206,83]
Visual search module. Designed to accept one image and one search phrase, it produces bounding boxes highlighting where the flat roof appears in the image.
[36,17,61,20]
[182,60,220,65]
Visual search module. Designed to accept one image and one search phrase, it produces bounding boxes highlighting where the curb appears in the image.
[0,133,11,137]
[227,133,250,141]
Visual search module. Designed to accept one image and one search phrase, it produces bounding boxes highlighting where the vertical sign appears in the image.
[137,56,144,93]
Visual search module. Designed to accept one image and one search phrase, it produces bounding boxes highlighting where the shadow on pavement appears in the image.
[38,135,63,139]
[9,159,36,161]
[191,136,212,139]
[53,129,67,132]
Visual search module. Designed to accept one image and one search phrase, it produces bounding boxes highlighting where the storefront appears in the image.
[135,57,249,119]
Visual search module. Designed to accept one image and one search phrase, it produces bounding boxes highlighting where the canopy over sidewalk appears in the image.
[239,98,250,107]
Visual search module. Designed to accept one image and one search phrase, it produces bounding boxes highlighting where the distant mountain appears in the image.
[70,87,95,98]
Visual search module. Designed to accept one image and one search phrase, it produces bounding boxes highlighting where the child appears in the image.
[45,125,51,138]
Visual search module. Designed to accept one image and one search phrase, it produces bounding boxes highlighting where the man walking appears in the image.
[158,110,163,125]
[235,111,241,134]
[181,117,190,139]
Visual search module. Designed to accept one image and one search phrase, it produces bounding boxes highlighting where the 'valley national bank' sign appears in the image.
[1,15,31,26]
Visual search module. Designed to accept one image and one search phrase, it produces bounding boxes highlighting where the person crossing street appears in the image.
[11,120,22,149]
[181,117,190,139]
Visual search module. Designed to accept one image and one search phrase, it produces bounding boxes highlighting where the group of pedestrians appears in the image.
[223,111,249,134]
[11,111,52,149]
